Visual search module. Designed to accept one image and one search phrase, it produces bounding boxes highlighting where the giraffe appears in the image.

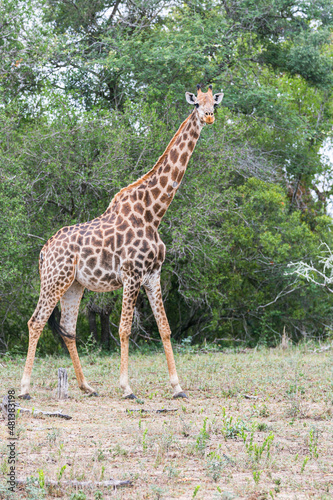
[19,85,224,400]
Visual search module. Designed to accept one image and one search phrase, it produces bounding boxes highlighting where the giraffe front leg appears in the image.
[144,275,187,399]
[119,278,140,399]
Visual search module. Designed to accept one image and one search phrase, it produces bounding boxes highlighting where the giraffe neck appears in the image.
[109,109,203,227]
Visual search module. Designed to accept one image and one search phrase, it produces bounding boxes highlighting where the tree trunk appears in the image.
[100,311,110,350]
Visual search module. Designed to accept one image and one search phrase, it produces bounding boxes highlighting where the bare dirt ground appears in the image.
[1,345,333,500]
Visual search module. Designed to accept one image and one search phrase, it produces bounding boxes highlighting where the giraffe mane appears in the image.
[108,111,193,209]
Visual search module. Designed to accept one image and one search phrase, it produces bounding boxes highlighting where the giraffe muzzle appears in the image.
[205,115,215,124]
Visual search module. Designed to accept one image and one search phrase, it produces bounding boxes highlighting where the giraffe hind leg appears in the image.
[60,280,97,395]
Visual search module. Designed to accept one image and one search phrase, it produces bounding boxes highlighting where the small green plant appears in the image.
[164,465,179,479]
[100,465,105,480]
[142,427,148,452]
[308,427,319,459]
[57,464,67,481]
[192,485,201,498]
[81,333,101,364]
[257,422,268,432]
[69,491,87,500]
[0,459,9,475]
[26,476,45,500]
[259,404,270,417]
[96,448,105,461]
[253,470,261,484]
[112,444,128,456]
[195,417,209,453]
[301,456,309,473]
[221,408,248,439]
[37,469,45,488]
[94,490,103,500]
[206,451,226,482]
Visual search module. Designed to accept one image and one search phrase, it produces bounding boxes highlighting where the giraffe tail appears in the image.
[48,309,76,339]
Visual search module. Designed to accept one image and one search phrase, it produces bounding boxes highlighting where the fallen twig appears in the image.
[244,394,258,400]
[126,408,178,414]
[1,395,72,420]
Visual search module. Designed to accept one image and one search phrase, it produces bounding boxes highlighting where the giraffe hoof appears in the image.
[18,393,31,400]
[88,391,98,397]
[173,391,188,399]
[124,393,137,400]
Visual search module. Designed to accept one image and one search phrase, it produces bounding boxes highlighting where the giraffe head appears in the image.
[185,84,224,125]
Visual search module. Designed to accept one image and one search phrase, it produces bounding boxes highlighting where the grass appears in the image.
[0,344,332,499]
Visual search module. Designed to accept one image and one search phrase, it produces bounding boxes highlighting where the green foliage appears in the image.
[1,0,333,351]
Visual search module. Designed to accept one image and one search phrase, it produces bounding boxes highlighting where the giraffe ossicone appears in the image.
[19,86,224,400]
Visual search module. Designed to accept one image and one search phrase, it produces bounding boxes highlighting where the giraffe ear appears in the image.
[213,92,224,106]
[185,92,197,105]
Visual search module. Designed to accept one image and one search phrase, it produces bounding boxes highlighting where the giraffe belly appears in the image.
[75,268,122,292]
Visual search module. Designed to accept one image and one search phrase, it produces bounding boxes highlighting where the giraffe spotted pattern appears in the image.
[20,86,224,400]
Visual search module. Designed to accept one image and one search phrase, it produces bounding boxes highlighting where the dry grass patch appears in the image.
[0,345,332,499]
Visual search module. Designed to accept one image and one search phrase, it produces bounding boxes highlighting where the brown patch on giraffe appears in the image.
[81,247,94,259]
[145,211,154,223]
[177,171,185,183]
[130,191,137,202]
[94,269,102,278]
[164,163,171,173]
[129,214,144,228]
[118,221,129,232]
[157,208,166,218]
[151,187,161,200]
[116,233,124,248]
[140,240,150,253]
[146,226,155,240]
[171,168,179,181]
[133,239,140,247]
[105,236,115,251]
[160,176,168,188]
[145,192,153,207]
[114,254,120,269]
[137,229,144,238]
[134,202,144,215]
[127,247,137,257]
[188,140,195,151]
[170,149,179,164]
[175,136,181,146]
[121,202,131,216]
[153,203,162,213]
[190,129,199,139]
[91,236,103,247]
[100,272,116,282]
[104,227,114,236]
[86,257,97,269]
[100,249,113,269]
[147,250,155,261]
[183,133,188,140]
[179,152,188,166]
[179,142,185,151]
[160,193,169,204]
[125,228,135,245]
[116,215,124,225]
